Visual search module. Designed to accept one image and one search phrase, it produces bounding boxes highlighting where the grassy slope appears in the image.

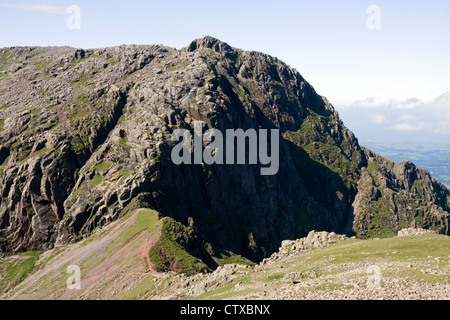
[0,209,161,299]
[148,217,211,276]
[0,251,43,295]
[1,211,449,300]
[204,234,450,300]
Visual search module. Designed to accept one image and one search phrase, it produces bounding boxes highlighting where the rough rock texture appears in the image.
[284,230,347,251]
[397,228,436,237]
[0,37,449,261]
[262,230,348,263]
[352,150,449,239]
[182,263,248,298]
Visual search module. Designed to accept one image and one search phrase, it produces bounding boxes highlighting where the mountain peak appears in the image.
[186,36,233,53]
[0,38,448,262]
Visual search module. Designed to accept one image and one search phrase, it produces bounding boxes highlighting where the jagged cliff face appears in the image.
[0,37,449,260]
[353,150,449,238]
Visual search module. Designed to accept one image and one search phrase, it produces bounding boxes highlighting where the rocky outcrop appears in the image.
[352,150,450,239]
[261,231,347,263]
[0,45,146,253]
[183,263,249,297]
[1,37,449,261]
[397,228,436,237]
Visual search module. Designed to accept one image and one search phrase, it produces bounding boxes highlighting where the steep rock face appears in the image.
[352,150,450,238]
[58,37,364,260]
[0,45,158,253]
[0,37,449,261]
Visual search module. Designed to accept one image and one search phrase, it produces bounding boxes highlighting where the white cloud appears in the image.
[343,97,424,110]
[347,97,385,109]
[391,122,425,132]
[0,3,66,14]
[432,91,450,110]
[339,91,450,136]
[370,113,388,125]
[398,113,418,122]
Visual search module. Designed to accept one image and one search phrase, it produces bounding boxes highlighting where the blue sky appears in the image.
[1,0,449,139]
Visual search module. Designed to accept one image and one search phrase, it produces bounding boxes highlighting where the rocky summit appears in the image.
[0,36,449,266]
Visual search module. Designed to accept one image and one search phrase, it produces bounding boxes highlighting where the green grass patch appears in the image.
[70,136,85,153]
[206,288,255,300]
[100,209,159,257]
[117,210,158,242]
[367,161,381,185]
[119,137,130,151]
[92,175,103,186]
[273,80,282,86]
[32,147,49,158]
[89,54,105,59]
[71,75,92,89]
[0,252,41,294]
[149,217,210,276]
[267,273,286,282]
[107,57,118,65]
[16,151,31,164]
[32,61,49,70]
[118,194,152,219]
[71,181,87,198]
[0,104,11,110]
[286,234,450,275]
[189,276,253,300]
[358,196,397,239]
[120,170,131,179]
[74,210,159,289]
[94,161,112,173]
[180,61,191,68]
[67,111,90,120]
[118,275,156,300]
